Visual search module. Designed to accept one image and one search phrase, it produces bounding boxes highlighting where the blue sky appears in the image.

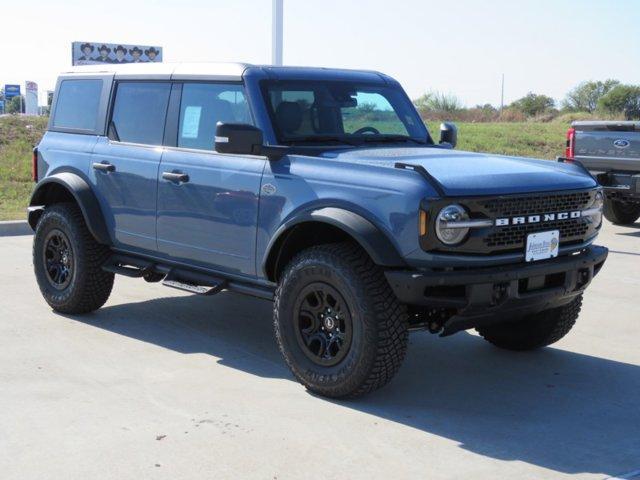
[1,0,639,106]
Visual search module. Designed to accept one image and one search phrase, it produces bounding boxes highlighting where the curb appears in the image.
[0,220,32,237]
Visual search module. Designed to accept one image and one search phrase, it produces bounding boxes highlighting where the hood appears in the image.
[322,146,597,196]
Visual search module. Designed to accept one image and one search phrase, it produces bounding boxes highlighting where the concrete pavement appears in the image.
[0,220,639,480]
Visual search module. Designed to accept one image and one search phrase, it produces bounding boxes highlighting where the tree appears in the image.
[509,93,555,117]
[6,95,24,114]
[598,84,640,119]
[563,79,620,112]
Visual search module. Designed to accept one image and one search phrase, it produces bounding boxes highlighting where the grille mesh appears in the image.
[485,219,589,248]
[481,191,594,251]
[483,191,592,217]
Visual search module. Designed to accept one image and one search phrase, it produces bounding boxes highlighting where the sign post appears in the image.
[272,0,283,65]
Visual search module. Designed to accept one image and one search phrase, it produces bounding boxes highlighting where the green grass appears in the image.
[0,116,570,220]
[0,116,47,220]
[426,121,568,160]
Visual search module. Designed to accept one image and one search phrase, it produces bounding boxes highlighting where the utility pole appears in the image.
[272,0,283,66]
[500,73,505,114]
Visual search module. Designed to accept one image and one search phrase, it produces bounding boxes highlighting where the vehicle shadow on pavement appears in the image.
[75,291,640,478]
[614,221,640,238]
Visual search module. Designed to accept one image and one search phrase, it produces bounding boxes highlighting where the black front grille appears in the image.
[420,189,600,255]
[481,191,595,251]
[485,218,590,248]
[482,191,592,217]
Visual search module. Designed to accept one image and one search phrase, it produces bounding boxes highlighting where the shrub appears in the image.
[498,108,527,122]
[597,84,640,119]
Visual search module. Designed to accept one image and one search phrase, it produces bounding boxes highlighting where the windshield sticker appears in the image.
[181,106,202,139]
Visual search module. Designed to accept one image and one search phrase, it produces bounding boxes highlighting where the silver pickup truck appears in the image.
[567,121,640,224]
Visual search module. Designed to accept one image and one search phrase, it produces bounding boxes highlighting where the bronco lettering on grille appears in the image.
[495,211,581,226]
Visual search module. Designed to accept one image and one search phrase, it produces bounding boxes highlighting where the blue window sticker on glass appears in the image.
[181,106,202,139]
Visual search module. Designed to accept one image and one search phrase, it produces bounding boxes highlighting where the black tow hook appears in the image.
[492,282,509,306]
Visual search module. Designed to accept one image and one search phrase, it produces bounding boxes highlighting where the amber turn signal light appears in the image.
[419,210,428,236]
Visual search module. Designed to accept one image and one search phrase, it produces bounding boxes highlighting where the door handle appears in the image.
[92,162,115,172]
[162,171,190,183]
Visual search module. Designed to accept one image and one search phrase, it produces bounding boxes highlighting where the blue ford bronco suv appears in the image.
[30,63,608,398]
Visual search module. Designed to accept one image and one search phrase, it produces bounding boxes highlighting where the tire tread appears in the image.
[274,242,408,398]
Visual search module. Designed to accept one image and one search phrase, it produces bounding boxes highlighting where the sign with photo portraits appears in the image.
[71,42,163,66]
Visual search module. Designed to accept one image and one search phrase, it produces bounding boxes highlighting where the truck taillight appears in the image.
[565,127,575,161]
[32,148,38,182]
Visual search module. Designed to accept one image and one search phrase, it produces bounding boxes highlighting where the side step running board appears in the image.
[102,252,274,300]
[102,255,155,278]
[162,277,226,296]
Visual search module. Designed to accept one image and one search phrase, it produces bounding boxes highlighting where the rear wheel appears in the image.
[476,295,582,351]
[274,242,409,398]
[603,198,640,225]
[33,203,114,314]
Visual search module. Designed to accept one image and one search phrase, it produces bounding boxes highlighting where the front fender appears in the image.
[263,206,407,276]
[29,172,111,245]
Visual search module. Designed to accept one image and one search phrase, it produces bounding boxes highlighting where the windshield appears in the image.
[262,80,430,146]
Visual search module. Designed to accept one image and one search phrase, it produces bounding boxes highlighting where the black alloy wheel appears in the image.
[43,229,74,290]
[294,283,353,367]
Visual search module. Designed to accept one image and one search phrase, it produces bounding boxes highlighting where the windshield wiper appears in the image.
[359,135,427,145]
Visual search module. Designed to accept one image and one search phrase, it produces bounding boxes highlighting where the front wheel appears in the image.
[603,198,640,225]
[476,295,582,351]
[274,242,409,398]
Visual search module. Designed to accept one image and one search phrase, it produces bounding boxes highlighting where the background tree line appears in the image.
[414,79,640,122]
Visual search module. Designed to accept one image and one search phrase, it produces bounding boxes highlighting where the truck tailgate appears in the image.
[574,121,640,172]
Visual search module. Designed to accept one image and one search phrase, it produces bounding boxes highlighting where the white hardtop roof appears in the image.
[60,62,252,81]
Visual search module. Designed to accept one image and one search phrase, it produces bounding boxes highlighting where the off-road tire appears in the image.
[476,295,582,351]
[603,198,640,225]
[33,203,114,314]
[274,242,409,398]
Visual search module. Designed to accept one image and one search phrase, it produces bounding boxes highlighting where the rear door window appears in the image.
[110,82,171,145]
[178,83,252,151]
[52,79,103,131]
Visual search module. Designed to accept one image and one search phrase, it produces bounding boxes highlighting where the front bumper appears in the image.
[385,245,608,335]
[596,172,640,201]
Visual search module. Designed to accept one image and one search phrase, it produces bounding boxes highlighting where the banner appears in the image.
[25,81,38,115]
[71,42,163,66]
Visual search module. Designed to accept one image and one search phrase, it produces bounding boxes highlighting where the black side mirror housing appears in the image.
[215,123,264,156]
[439,122,458,148]
[215,123,289,160]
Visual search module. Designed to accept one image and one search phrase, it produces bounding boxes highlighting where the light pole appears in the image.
[272,0,283,65]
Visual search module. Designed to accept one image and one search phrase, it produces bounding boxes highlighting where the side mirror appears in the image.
[439,122,458,148]
[215,123,264,156]
[215,122,290,160]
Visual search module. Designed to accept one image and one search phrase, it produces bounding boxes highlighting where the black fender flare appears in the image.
[28,172,111,245]
[263,207,407,278]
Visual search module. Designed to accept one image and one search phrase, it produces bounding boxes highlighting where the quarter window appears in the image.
[110,82,171,145]
[52,79,103,131]
[178,83,252,151]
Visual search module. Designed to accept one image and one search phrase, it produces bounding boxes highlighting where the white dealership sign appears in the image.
[25,81,38,115]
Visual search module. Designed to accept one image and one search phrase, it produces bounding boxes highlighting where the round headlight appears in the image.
[436,204,469,245]
[591,190,604,226]
[593,190,604,209]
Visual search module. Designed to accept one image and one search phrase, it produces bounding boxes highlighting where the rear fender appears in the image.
[28,172,110,245]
